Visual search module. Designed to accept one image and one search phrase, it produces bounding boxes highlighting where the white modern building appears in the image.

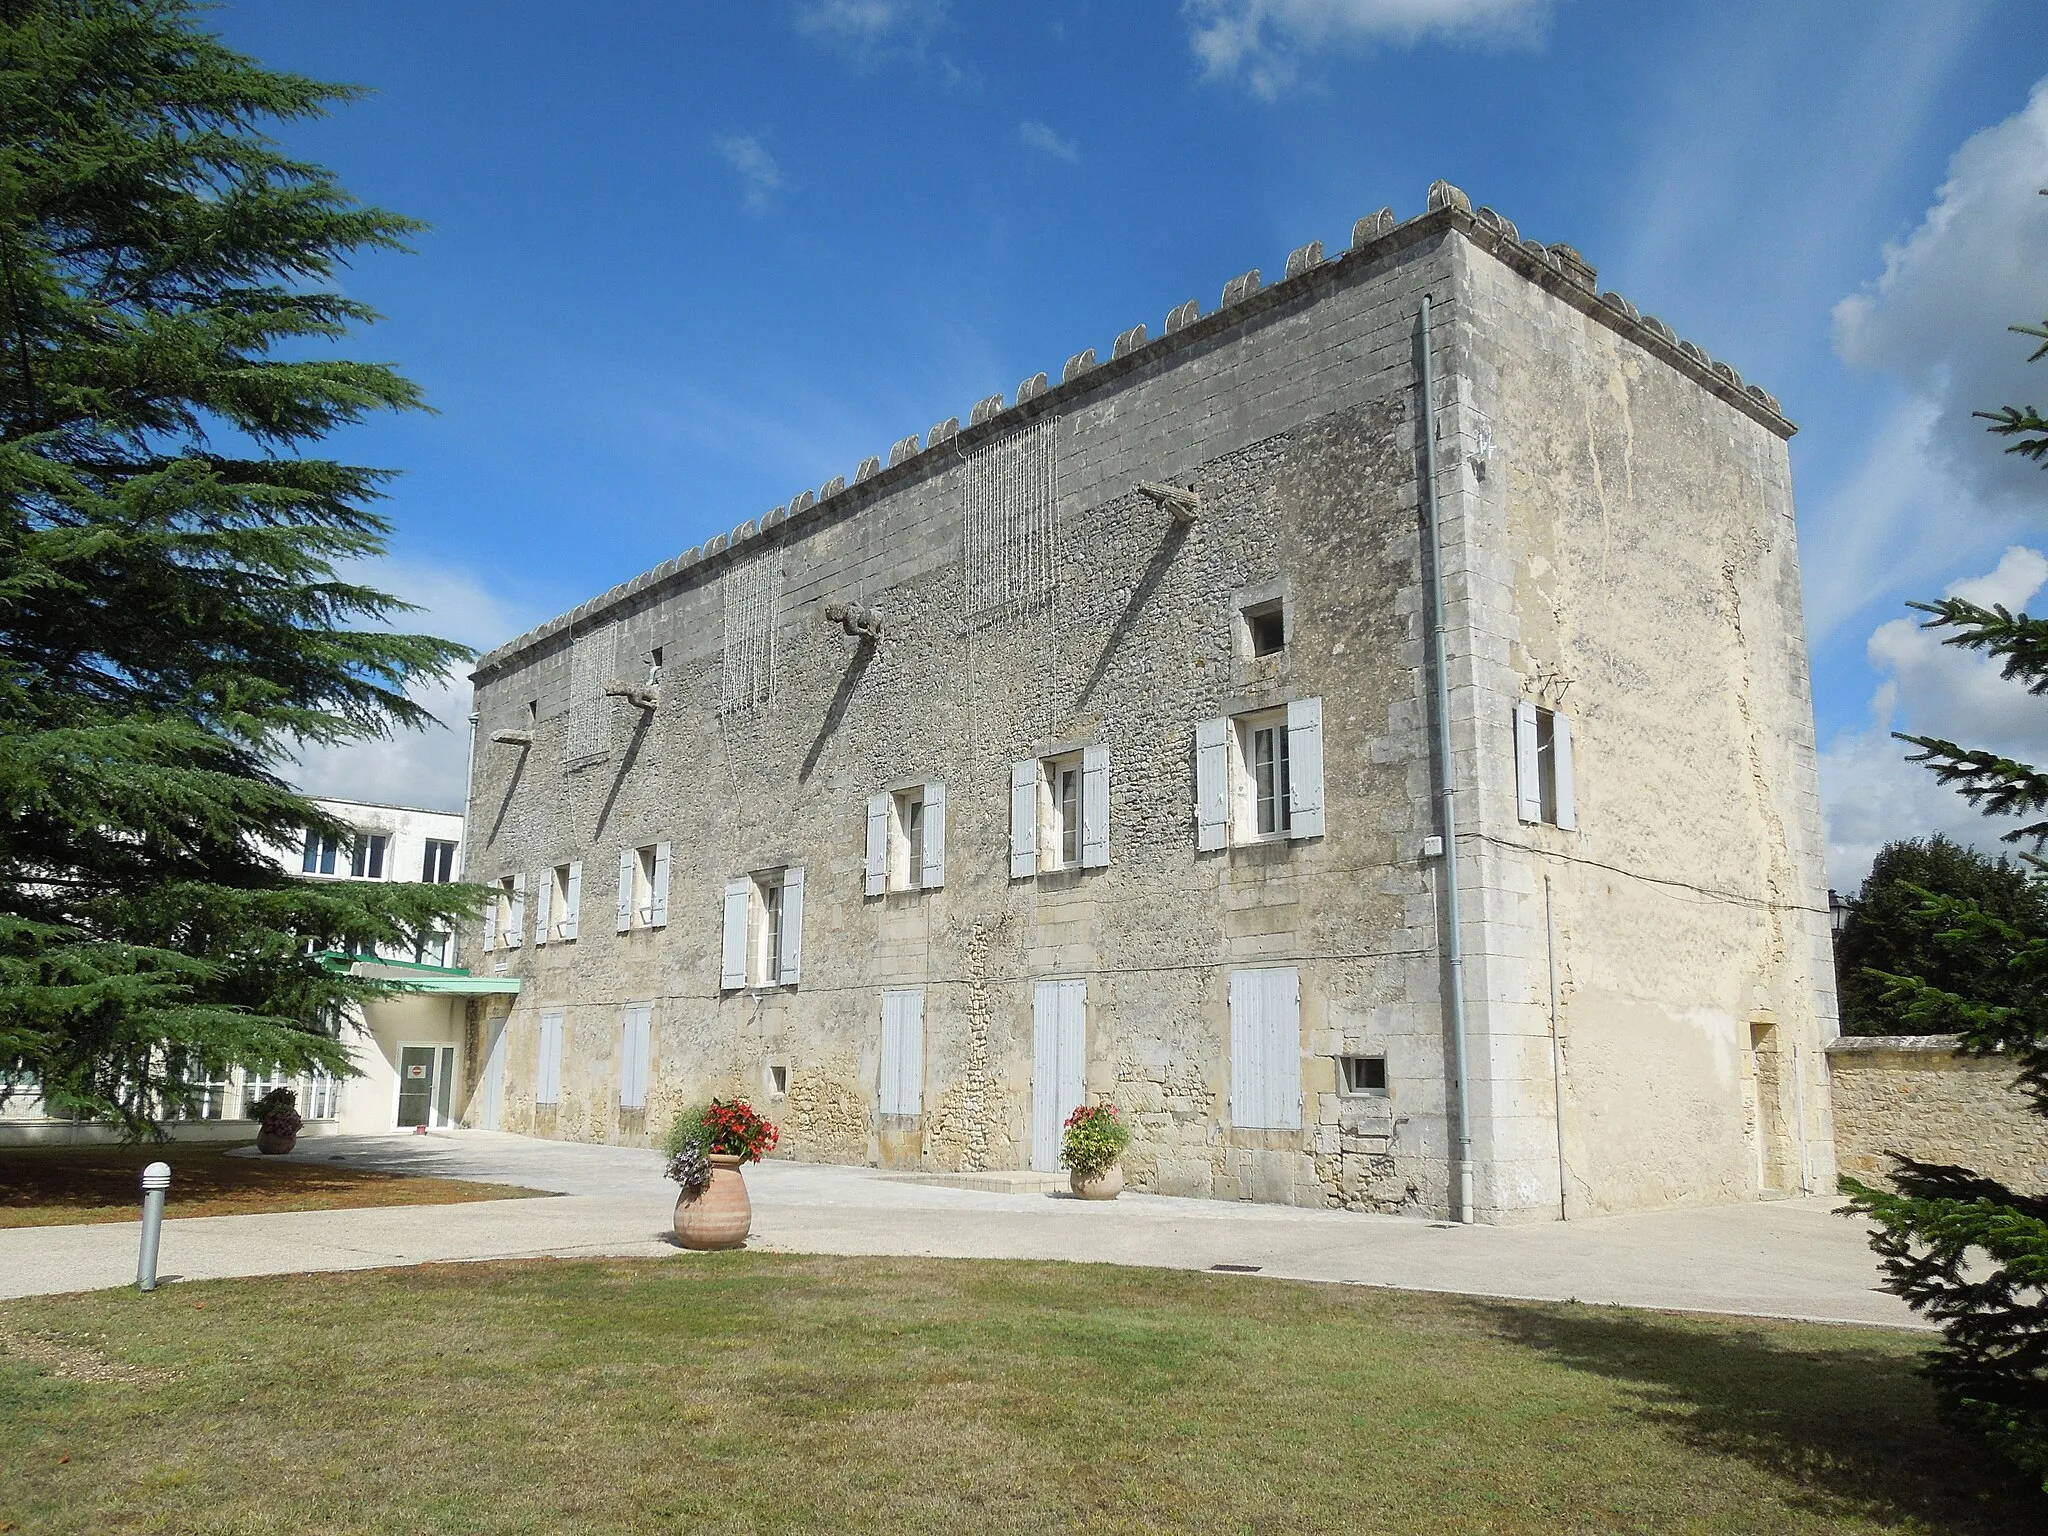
[1,797,519,1142]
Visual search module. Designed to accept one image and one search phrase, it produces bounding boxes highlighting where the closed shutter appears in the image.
[1287,696,1326,839]
[921,782,946,889]
[1267,967,1302,1128]
[1230,967,1302,1129]
[537,1011,564,1105]
[507,874,526,948]
[483,888,498,949]
[616,848,636,933]
[1030,979,1087,1171]
[1552,713,1577,831]
[1195,717,1230,851]
[864,792,889,896]
[1080,744,1110,869]
[650,841,671,928]
[778,866,805,985]
[534,869,552,947]
[720,879,749,990]
[1009,759,1039,878]
[620,1006,652,1110]
[563,861,582,941]
[1229,970,1265,1128]
[1515,699,1542,823]
[880,988,924,1116]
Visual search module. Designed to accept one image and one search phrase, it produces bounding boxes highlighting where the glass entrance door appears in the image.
[396,1046,437,1129]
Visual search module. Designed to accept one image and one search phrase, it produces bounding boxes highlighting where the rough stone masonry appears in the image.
[459,181,1839,1222]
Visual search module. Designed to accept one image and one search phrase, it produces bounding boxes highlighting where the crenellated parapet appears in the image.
[473,181,1791,677]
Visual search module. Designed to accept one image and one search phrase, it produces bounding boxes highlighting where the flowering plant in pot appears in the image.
[1061,1103,1130,1200]
[666,1098,780,1250]
[249,1086,303,1155]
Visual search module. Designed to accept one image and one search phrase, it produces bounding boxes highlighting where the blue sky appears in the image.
[216,2,2048,885]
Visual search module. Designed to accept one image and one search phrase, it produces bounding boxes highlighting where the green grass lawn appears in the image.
[0,1254,2038,1535]
[0,1143,547,1228]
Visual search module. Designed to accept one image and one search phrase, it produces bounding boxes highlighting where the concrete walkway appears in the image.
[0,1132,1920,1328]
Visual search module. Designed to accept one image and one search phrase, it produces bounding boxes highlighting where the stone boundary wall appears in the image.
[1827,1035,2048,1193]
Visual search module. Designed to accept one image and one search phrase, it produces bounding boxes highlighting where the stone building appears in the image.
[459,181,1839,1221]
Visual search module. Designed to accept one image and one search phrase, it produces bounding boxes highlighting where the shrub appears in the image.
[1060,1103,1129,1180]
[249,1086,302,1139]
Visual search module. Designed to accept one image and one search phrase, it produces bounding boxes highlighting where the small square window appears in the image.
[648,647,664,684]
[767,1064,789,1099]
[1340,1056,1388,1096]
[1244,600,1286,657]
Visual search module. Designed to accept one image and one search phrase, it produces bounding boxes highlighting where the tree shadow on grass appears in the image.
[1481,1301,2045,1533]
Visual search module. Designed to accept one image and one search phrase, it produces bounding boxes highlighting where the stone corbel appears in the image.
[1136,481,1201,524]
[603,681,660,711]
[489,730,532,748]
[823,601,885,642]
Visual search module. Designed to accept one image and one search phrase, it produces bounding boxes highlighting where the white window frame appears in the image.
[1197,698,1325,850]
[1514,700,1577,831]
[492,875,525,950]
[1010,746,1109,877]
[867,783,948,896]
[617,842,671,932]
[724,865,805,991]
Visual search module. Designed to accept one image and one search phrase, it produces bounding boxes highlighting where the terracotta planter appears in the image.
[255,1129,297,1156]
[1070,1163,1124,1201]
[674,1153,752,1249]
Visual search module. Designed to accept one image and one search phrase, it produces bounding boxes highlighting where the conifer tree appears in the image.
[0,0,478,1130]
[1844,263,2048,1488]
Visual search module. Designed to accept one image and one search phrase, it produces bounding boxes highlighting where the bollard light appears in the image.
[137,1160,170,1292]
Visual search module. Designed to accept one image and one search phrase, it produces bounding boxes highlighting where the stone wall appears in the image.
[1828,1036,2048,1194]
[455,184,1826,1219]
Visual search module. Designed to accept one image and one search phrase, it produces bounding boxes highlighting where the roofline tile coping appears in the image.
[471,188,1794,682]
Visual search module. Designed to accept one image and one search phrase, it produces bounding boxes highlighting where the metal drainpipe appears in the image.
[1420,293,1476,1226]
[454,708,479,967]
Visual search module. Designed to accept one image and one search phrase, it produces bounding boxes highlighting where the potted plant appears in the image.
[666,1098,779,1250]
[1061,1102,1130,1200]
[250,1086,303,1155]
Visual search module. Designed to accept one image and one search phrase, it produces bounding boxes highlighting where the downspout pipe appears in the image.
[455,707,479,968]
[1420,293,1476,1225]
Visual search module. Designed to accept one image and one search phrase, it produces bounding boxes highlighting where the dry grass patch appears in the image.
[0,1253,2039,1535]
[0,1143,547,1227]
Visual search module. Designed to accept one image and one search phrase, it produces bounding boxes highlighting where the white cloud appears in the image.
[1821,546,2048,889]
[290,560,541,815]
[1017,120,1079,164]
[795,0,950,72]
[1833,77,2048,509]
[712,133,783,214]
[1185,0,1548,97]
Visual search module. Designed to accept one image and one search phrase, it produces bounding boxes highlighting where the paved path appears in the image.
[0,1132,1920,1328]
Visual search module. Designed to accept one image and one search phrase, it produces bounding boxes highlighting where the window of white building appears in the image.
[1514,700,1577,830]
[1009,746,1109,877]
[721,867,804,990]
[421,839,458,883]
[349,834,387,879]
[1195,698,1325,850]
